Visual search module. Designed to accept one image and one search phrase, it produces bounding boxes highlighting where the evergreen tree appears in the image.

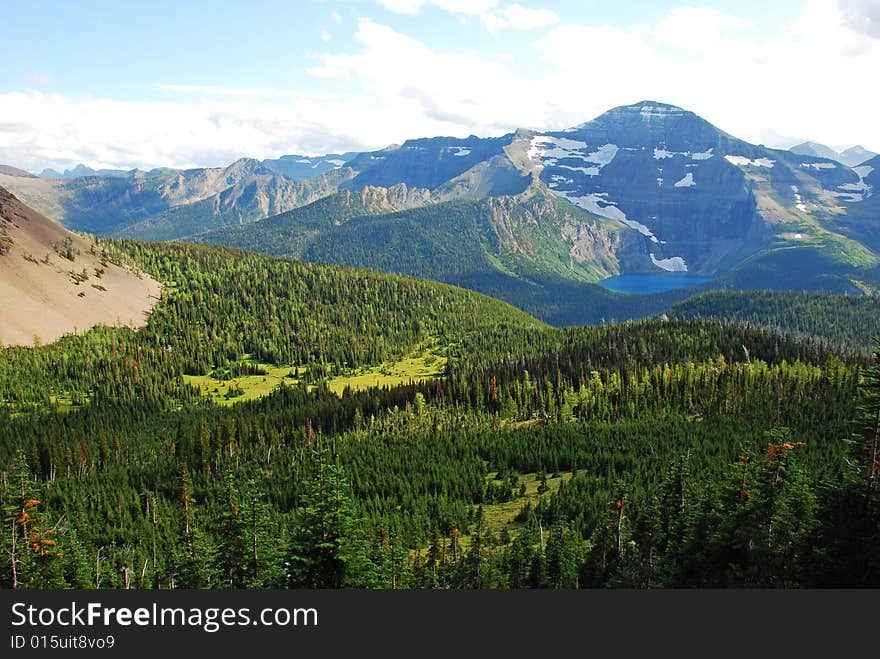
[286,449,375,588]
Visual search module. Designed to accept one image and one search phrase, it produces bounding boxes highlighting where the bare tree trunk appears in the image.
[10,521,18,589]
[869,406,880,498]
[95,547,103,588]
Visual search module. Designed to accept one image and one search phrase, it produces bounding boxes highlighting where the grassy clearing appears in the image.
[183,362,300,406]
[326,341,446,395]
[449,470,583,552]
[184,341,447,405]
[483,471,578,532]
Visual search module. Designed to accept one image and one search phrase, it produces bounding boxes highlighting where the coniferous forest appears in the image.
[1,241,879,589]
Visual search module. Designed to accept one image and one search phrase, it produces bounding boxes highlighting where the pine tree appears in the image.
[286,449,375,588]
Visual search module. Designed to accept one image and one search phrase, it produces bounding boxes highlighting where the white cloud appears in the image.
[377,0,497,16]
[3,1,878,172]
[156,84,314,98]
[376,0,425,14]
[650,7,749,51]
[0,90,380,172]
[306,19,542,132]
[534,1,879,149]
[320,28,332,42]
[377,0,556,32]
[838,0,880,37]
[481,4,560,32]
[432,0,497,14]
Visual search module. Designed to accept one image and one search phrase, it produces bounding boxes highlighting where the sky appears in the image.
[0,0,878,172]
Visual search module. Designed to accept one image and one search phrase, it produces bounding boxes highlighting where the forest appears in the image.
[1,240,878,589]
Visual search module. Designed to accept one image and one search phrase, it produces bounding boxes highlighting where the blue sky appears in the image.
[1,0,877,171]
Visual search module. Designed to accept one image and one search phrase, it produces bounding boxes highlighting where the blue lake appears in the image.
[598,274,712,295]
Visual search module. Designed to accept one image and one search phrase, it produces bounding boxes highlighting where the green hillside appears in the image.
[668,290,880,352]
[1,238,878,591]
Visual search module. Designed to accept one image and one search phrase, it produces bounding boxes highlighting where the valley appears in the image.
[0,99,878,592]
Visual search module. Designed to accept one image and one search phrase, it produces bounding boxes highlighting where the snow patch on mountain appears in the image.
[557,191,626,223]
[583,144,619,167]
[655,147,714,161]
[639,104,685,120]
[532,136,588,160]
[725,155,775,168]
[826,190,864,203]
[548,174,574,186]
[791,185,807,212]
[558,165,600,176]
[449,147,471,157]
[650,254,688,272]
[800,162,836,170]
[555,190,664,246]
[674,173,695,188]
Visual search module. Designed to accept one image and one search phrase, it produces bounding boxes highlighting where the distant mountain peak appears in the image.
[790,141,842,163]
[568,100,699,132]
[840,145,878,167]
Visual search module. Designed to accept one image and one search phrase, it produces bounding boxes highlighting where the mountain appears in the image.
[197,179,637,293]
[790,142,878,168]
[825,154,880,253]
[261,152,359,179]
[790,141,843,162]
[0,165,37,178]
[840,145,878,167]
[194,101,878,326]
[526,102,877,278]
[4,100,878,323]
[0,159,355,240]
[0,187,161,346]
[37,153,361,182]
[39,163,134,179]
[301,101,875,282]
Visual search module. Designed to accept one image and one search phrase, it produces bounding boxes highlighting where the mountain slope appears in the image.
[195,181,640,293]
[117,240,547,374]
[0,165,37,178]
[324,101,876,287]
[261,152,359,179]
[0,187,161,346]
[825,154,880,254]
[524,101,877,278]
[0,161,354,240]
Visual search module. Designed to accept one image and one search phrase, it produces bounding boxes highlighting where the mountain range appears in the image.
[789,141,877,168]
[1,100,877,326]
[197,101,880,322]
